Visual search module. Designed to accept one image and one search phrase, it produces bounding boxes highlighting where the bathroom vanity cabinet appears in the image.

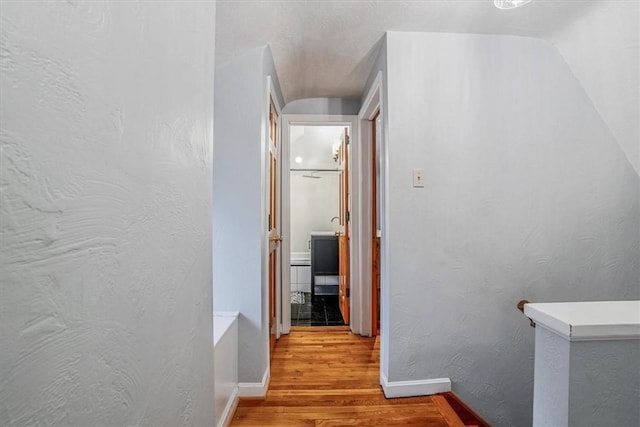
[310,234,339,300]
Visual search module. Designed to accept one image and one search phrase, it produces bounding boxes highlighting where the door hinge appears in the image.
[346,211,350,223]
[346,287,350,298]
[345,135,350,146]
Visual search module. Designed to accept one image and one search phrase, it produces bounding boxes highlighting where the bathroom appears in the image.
[289,124,346,326]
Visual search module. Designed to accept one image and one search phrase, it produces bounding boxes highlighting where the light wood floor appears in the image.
[230,327,464,426]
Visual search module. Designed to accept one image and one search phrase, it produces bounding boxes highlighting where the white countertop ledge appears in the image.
[524,301,640,341]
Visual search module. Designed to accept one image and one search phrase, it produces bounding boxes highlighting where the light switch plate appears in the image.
[413,168,425,187]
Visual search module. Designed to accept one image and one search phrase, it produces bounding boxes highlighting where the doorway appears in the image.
[288,124,349,327]
[280,115,358,335]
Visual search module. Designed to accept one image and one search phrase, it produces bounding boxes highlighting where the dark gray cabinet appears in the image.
[311,234,338,300]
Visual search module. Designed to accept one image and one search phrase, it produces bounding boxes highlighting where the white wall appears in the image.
[532,327,640,427]
[549,0,639,175]
[567,339,640,426]
[213,46,284,385]
[290,172,340,253]
[382,31,639,426]
[213,314,238,427]
[0,2,216,425]
[213,48,264,384]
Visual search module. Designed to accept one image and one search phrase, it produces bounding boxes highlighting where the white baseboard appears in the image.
[237,368,270,397]
[217,386,239,427]
[380,372,451,398]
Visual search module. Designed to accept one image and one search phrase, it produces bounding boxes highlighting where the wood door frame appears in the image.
[357,71,386,342]
[371,111,380,336]
[265,76,283,348]
[281,114,359,335]
[338,127,350,325]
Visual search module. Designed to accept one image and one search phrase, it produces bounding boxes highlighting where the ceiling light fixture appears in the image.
[295,156,303,164]
[494,0,532,9]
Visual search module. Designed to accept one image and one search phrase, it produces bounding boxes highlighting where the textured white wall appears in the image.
[383,31,639,426]
[550,0,639,175]
[568,339,640,426]
[213,48,264,384]
[290,173,340,253]
[213,314,238,426]
[532,327,640,427]
[213,46,284,385]
[0,2,216,426]
[532,327,571,426]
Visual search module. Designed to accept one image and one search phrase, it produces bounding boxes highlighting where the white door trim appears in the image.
[281,114,359,335]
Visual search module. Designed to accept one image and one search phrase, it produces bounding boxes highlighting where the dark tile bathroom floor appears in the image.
[291,293,345,326]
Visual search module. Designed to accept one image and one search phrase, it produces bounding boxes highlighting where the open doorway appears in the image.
[280,115,358,335]
[288,125,347,326]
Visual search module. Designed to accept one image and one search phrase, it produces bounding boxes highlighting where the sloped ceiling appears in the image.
[216,0,603,102]
[216,0,639,172]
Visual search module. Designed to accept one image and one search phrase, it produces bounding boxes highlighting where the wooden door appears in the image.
[268,97,281,356]
[371,112,381,335]
[338,128,350,325]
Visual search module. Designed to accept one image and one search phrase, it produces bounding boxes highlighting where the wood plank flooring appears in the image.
[230,328,465,426]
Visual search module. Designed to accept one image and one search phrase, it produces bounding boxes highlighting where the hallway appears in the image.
[3,2,638,426]
[230,329,476,426]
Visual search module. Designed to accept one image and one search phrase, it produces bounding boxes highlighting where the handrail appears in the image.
[517,300,536,328]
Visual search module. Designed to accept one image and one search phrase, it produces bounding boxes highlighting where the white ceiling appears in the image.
[290,125,344,170]
[215,0,605,103]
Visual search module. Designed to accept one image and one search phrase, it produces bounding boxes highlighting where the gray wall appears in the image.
[213,46,284,384]
[382,31,639,426]
[283,97,360,115]
[568,339,640,426]
[0,2,216,425]
[533,327,640,427]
